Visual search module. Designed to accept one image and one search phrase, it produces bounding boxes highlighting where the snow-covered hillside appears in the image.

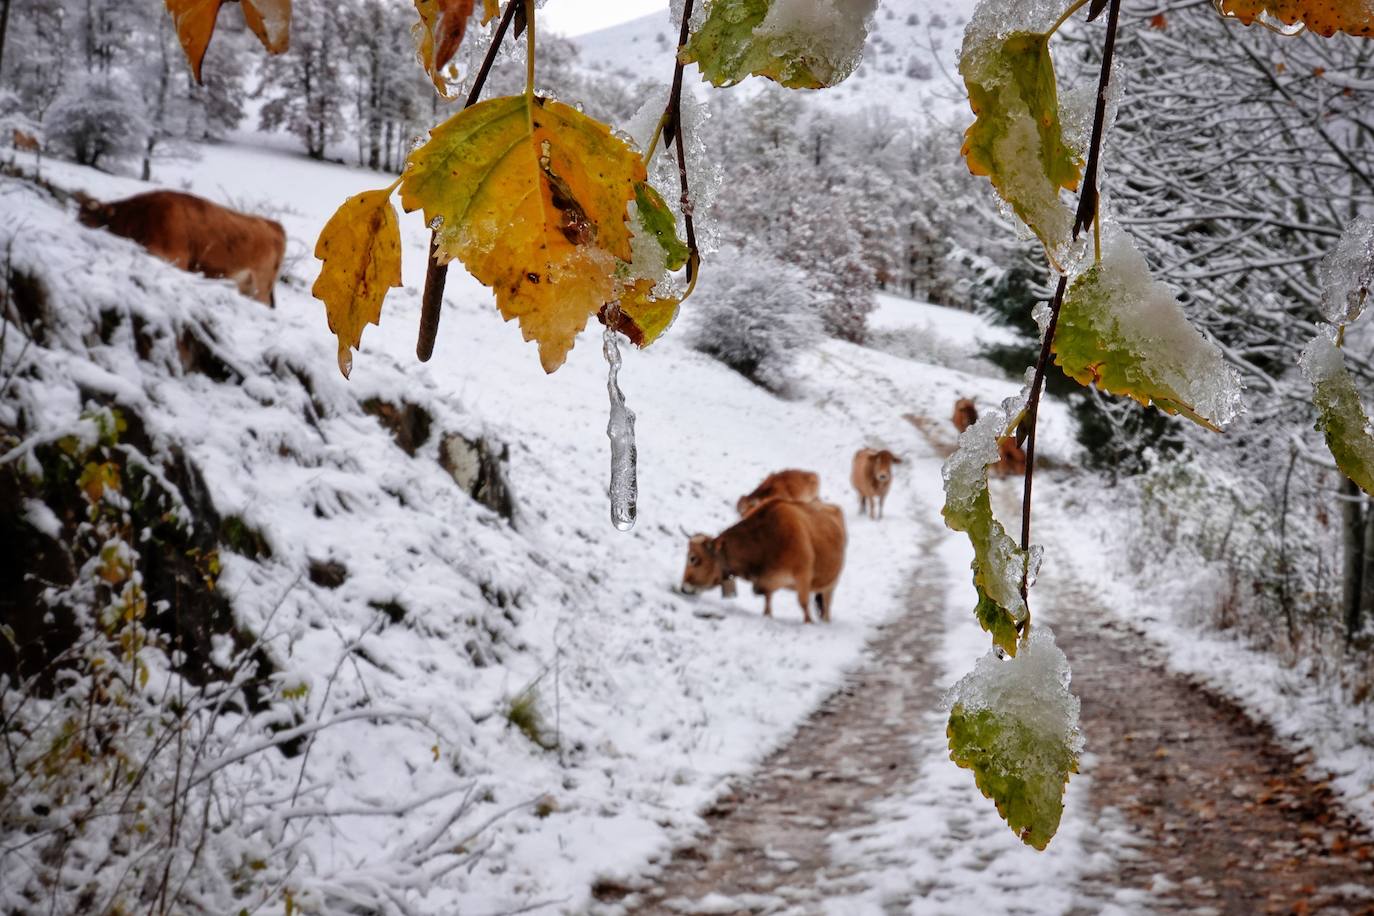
[1,141,1078,912]
[571,0,976,121]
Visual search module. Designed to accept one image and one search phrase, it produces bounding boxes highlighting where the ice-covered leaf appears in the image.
[1319,216,1374,326]
[400,95,645,372]
[1054,226,1243,431]
[1215,0,1374,38]
[165,0,290,83]
[682,0,877,90]
[1302,332,1374,496]
[946,628,1082,851]
[941,383,1035,656]
[414,0,477,97]
[634,182,689,272]
[959,18,1081,268]
[312,184,403,379]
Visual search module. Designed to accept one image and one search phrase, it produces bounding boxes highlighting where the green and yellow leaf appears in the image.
[1053,227,1242,431]
[165,0,290,83]
[1302,333,1374,496]
[959,31,1080,269]
[312,184,404,379]
[401,94,645,372]
[941,390,1033,656]
[946,629,1081,851]
[634,182,689,272]
[682,0,875,90]
[1216,0,1374,38]
[603,282,682,349]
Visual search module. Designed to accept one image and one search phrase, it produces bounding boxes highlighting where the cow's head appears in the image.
[680,534,725,594]
[872,449,903,484]
[73,192,112,229]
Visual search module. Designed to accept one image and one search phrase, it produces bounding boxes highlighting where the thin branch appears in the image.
[417,0,521,362]
[1021,0,1124,606]
[1071,0,1124,241]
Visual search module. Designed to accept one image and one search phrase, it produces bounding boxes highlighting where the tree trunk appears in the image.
[1342,477,1365,642]
[0,0,12,80]
[1359,488,1374,642]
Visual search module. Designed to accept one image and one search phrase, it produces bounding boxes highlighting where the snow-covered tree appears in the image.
[688,246,820,392]
[256,0,346,160]
[43,70,148,167]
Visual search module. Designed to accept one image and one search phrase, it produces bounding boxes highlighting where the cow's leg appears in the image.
[797,587,813,624]
[878,494,886,520]
[762,591,773,618]
[819,588,835,622]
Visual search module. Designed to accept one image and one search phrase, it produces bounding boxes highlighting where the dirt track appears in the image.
[589,499,1374,915]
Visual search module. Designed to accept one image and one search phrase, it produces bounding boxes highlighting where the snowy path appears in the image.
[590,420,1374,915]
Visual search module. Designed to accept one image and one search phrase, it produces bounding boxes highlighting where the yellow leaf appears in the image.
[603,280,682,349]
[413,0,477,97]
[401,94,645,372]
[482,0,499,24]
[1216,0,1374,38]
[165,0,290,83]
[312,183,404,379]
[960,31,1081,269]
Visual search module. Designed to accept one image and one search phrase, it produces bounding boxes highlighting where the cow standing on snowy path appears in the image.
[736,468,821,516]
[680,499,846,624]
[851,448,901,520]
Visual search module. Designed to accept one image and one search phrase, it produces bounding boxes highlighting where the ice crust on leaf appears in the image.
[958,0,1082,269]
[1319,216,1374,326]
[946,627,1082,851]
[1054,225,1243,431]
[1301,331,1374,496]
[941,377,1036,656]
[683,0,877,90]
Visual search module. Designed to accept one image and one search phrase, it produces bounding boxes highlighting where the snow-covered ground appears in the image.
[4,136,1079,913]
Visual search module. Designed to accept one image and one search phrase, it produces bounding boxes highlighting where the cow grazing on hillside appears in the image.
[76,190,286,306]
[12,130,39,153]
[736,468,820,516]
[681,499,846,624]
[953,398,978,434]
[851,448,902,520]
[994,436,1027,478]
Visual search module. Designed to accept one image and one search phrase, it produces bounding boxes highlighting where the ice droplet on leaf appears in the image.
[604,314,638,531]
[1301,330,1374,497]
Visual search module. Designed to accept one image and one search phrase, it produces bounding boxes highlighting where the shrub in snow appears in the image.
[43,72,149,168]
[687,247,820,392]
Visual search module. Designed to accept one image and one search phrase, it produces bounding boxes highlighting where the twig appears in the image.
[1071,0,1124,241]
[417,0,521,362]
[1020,0,1124,604]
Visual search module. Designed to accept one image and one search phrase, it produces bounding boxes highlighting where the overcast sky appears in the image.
[539,0,669,36]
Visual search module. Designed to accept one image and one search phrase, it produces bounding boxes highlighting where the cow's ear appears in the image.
[892,455,904,463]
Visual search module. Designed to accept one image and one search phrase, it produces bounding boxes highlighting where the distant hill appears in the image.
[569,0,978,122]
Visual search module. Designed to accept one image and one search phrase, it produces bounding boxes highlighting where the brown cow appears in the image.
[851,448,902,520]
[736,468,820,516]
[994,436,1027,478]
[953,398,978,434]
[76,190,285,306]
[12,129,39,153]
[681,499,846,624]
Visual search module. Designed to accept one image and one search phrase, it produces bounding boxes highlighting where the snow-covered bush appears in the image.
[43,72,149,168]
[687,246,820,392]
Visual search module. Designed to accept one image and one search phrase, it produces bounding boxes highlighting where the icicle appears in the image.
[603,311,638,531]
